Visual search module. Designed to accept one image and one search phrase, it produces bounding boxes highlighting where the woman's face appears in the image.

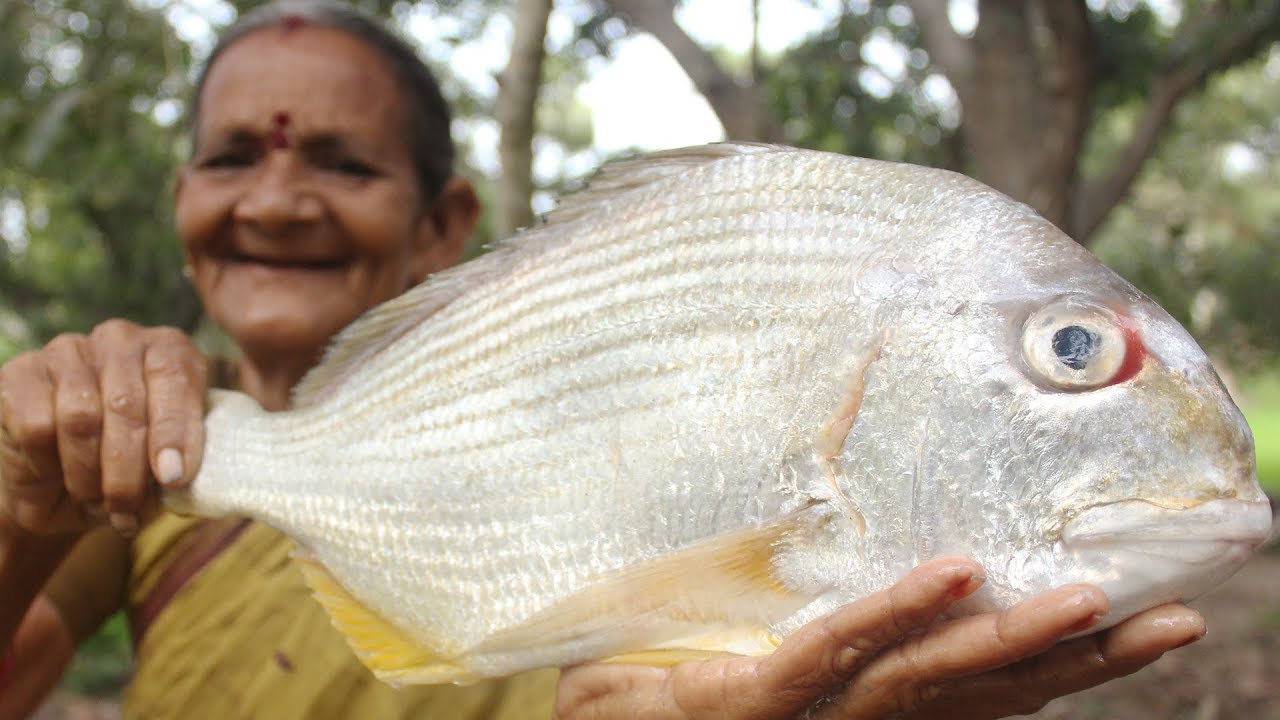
[175,24,472,360]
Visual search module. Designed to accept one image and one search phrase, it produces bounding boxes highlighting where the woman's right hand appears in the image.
[555,559,1205,720]
[0,320,207,539]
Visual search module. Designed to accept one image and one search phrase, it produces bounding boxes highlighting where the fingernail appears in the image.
[1174,628,1206,649]
[951,573,986,599]
[157,448,183,485]
[1067,612,1106,635]
[110,512,138,538]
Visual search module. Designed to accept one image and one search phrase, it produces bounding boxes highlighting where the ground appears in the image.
[33,550,1280,720]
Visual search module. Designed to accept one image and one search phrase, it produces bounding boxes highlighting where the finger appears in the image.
[553,664,672,720]
[142,327,206,489]
[92,321,150,536]
[907,603,1205,720]
[664,557,985,719]
[820,583,1108,720]
[46,335,104,505]
[0,353,66,531]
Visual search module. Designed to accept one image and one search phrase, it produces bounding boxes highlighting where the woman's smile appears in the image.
[222,251,354,272]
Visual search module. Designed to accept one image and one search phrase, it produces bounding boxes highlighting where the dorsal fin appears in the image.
[542,142,780,226]
[291,142,788,408]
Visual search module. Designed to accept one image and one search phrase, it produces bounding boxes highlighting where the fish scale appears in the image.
[170,143,1272,684]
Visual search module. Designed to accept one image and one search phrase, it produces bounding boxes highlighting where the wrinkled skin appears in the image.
[0,321,206,538]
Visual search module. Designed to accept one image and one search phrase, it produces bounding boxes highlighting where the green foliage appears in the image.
[1091,51,1280,366]
[762,1,960,167]
[0,0,201,357]
[1240,372,1280,494]
[1249,409,1279,494]
[60,612,132,696]
[1090,3,1171,114]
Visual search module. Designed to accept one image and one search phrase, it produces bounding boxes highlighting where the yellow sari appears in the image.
[123,513,557,719]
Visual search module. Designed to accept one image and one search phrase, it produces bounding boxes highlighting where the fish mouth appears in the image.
[1058,497,1272,630]
[1062,497,1272,556]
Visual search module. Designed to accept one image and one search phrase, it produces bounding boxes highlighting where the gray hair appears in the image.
[190,0,454,203]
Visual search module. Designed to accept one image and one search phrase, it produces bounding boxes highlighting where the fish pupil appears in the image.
[1052,325,1099,370]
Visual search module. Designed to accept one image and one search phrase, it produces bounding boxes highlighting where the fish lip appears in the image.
[1061,497,1273,559]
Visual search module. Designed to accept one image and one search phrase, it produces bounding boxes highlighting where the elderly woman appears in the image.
[0,2,1205,719]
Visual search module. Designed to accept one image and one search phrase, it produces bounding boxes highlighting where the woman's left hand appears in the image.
[553,557,1204,719]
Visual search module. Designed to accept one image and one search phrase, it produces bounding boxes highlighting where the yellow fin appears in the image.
[601,649,732,667]
[602,627,784,666]
[471,516,813,663]
[294,555,476,685]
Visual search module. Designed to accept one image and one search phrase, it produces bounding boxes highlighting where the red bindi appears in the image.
[270,112,290,149]
[280,14,306,32]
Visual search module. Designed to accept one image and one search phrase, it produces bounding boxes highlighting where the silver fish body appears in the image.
[172,144,1272,684]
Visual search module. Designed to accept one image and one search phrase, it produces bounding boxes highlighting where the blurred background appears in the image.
[3,0,1278,717]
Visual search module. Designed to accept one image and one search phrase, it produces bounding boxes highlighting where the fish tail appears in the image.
[162,389,272,518]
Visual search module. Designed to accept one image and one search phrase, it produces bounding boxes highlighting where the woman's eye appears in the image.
[336,160,375,177]
[316,155,376,177]
[1020,301,1127,391]
[201,150,256,169]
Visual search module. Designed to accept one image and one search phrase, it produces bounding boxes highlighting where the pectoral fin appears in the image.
[294,554,476,685]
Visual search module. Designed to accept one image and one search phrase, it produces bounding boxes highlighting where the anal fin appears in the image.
[470,516,813,666]
[601,627,783,666]
[294,555,476,685]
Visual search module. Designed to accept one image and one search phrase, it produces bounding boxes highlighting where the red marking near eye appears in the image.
[280,14,306,32]
[1107,316,1147,386]
[270,112,290,149]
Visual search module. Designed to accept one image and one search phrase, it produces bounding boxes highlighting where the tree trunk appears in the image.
[908,0,1280,245]
[604,0,779,141]
[494,0,553,238]
[907,0,1093,236]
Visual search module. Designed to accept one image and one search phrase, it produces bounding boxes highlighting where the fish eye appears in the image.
[1020,302,1126,391]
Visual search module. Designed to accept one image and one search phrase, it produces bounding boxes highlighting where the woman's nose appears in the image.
[232,152,323,229]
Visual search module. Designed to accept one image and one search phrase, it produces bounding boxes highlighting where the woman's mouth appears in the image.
[227,254,351,271]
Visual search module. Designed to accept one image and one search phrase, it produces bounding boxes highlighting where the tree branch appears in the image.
[494,0,552,237]
[1071,0,1280,241]
[903,0,975,103]
[604,0,777,140]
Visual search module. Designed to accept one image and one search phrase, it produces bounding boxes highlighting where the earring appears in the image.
[181,264,195,281]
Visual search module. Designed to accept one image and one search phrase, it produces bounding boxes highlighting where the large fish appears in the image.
[168,143,1273,685]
